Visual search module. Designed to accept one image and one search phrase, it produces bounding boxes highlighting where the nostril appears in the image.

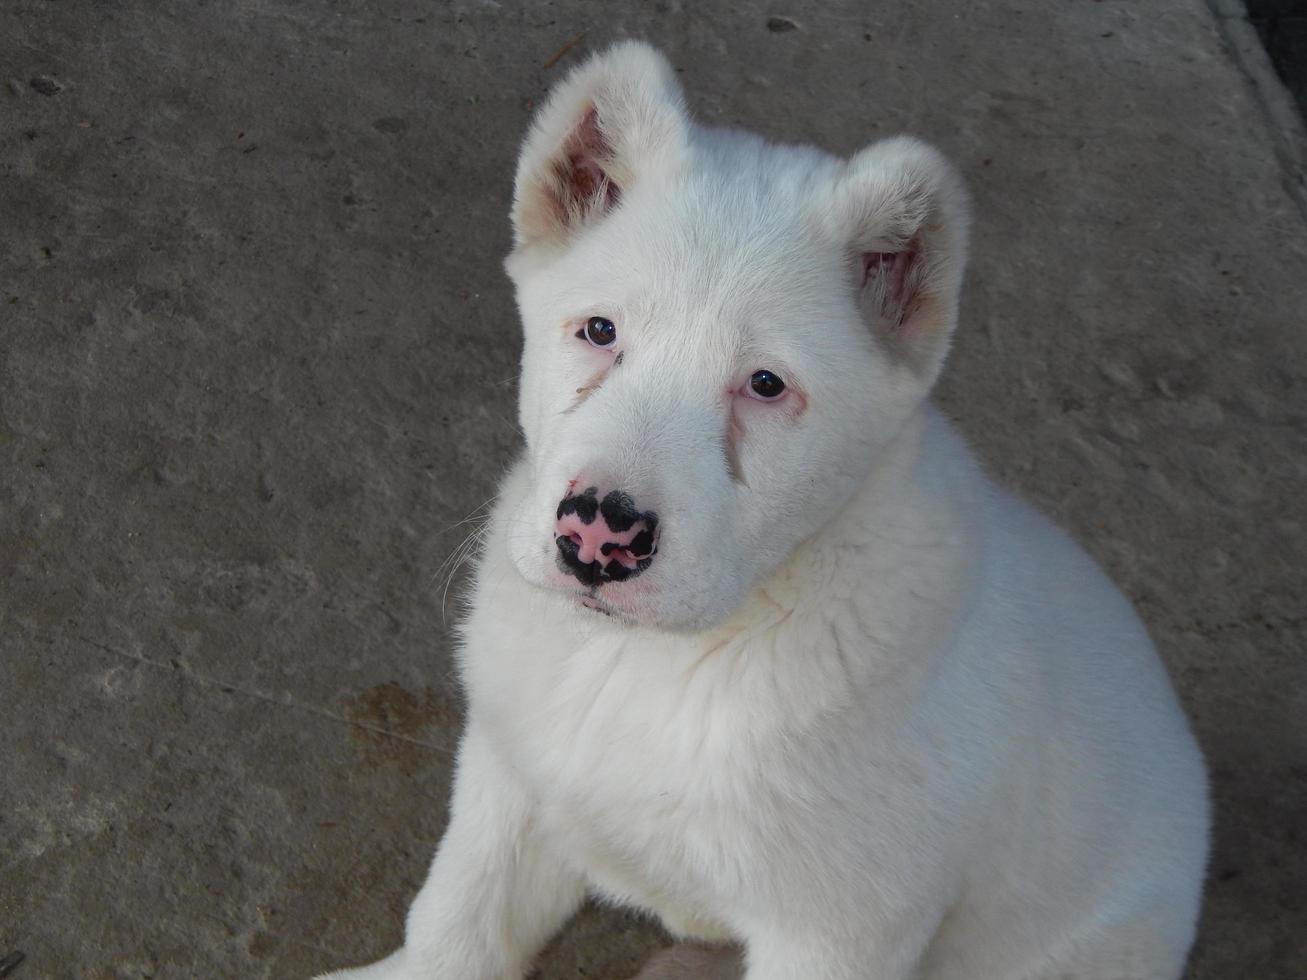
[627,527,656,559]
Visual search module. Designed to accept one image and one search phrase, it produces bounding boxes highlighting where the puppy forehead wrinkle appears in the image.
[688,123,842,200]
[612,216,828,346]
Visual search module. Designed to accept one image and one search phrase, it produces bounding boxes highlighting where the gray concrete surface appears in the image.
[3,1,1305,977]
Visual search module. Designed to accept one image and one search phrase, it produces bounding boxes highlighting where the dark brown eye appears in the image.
[749,369,786,399]
[584,316,617,348]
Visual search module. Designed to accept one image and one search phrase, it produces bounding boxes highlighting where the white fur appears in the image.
[318,42,1209,980]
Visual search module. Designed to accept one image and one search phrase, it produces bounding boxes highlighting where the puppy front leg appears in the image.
[318,723,584,980]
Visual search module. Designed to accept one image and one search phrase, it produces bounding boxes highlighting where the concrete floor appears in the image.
[3,1,1305,977]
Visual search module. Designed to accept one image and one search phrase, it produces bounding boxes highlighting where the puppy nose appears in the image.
[555,486,659,585]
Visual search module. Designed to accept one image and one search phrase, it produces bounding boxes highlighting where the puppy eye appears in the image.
[747,369,786,400]
[578,316,617,348]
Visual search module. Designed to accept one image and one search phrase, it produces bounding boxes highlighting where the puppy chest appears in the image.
[545,742,788,920]
[537,781,741,940]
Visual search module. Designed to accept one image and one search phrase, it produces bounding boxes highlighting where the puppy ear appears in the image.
[511,41,688,250]
[831,137,971,379]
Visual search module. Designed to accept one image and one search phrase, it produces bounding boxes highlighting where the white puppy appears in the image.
[319,41,1209,980]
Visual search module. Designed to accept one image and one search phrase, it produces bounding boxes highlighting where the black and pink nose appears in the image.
[555,486,659,586]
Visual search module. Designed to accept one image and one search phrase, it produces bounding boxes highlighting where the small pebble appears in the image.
[30,76,61,96]
[767,16,799,33]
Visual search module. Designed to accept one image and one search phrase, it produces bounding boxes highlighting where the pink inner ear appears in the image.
[567,154,620,212]
[559,107,621,216]
[862,250,910,302]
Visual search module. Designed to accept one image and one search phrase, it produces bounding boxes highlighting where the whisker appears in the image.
[439,523,491,624]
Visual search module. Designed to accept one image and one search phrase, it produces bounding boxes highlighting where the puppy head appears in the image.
[502,42,969,631]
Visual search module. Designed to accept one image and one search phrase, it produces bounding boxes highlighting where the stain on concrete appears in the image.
[248,930,278,959]
[342,682,457,772]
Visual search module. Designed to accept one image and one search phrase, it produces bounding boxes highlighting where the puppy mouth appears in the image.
[579,592,614,616]
[519,536,644,623]
[573,586,645,625]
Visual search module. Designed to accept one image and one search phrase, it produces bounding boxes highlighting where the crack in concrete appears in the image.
[79,637,452,756]
[1206,0,1307,224]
